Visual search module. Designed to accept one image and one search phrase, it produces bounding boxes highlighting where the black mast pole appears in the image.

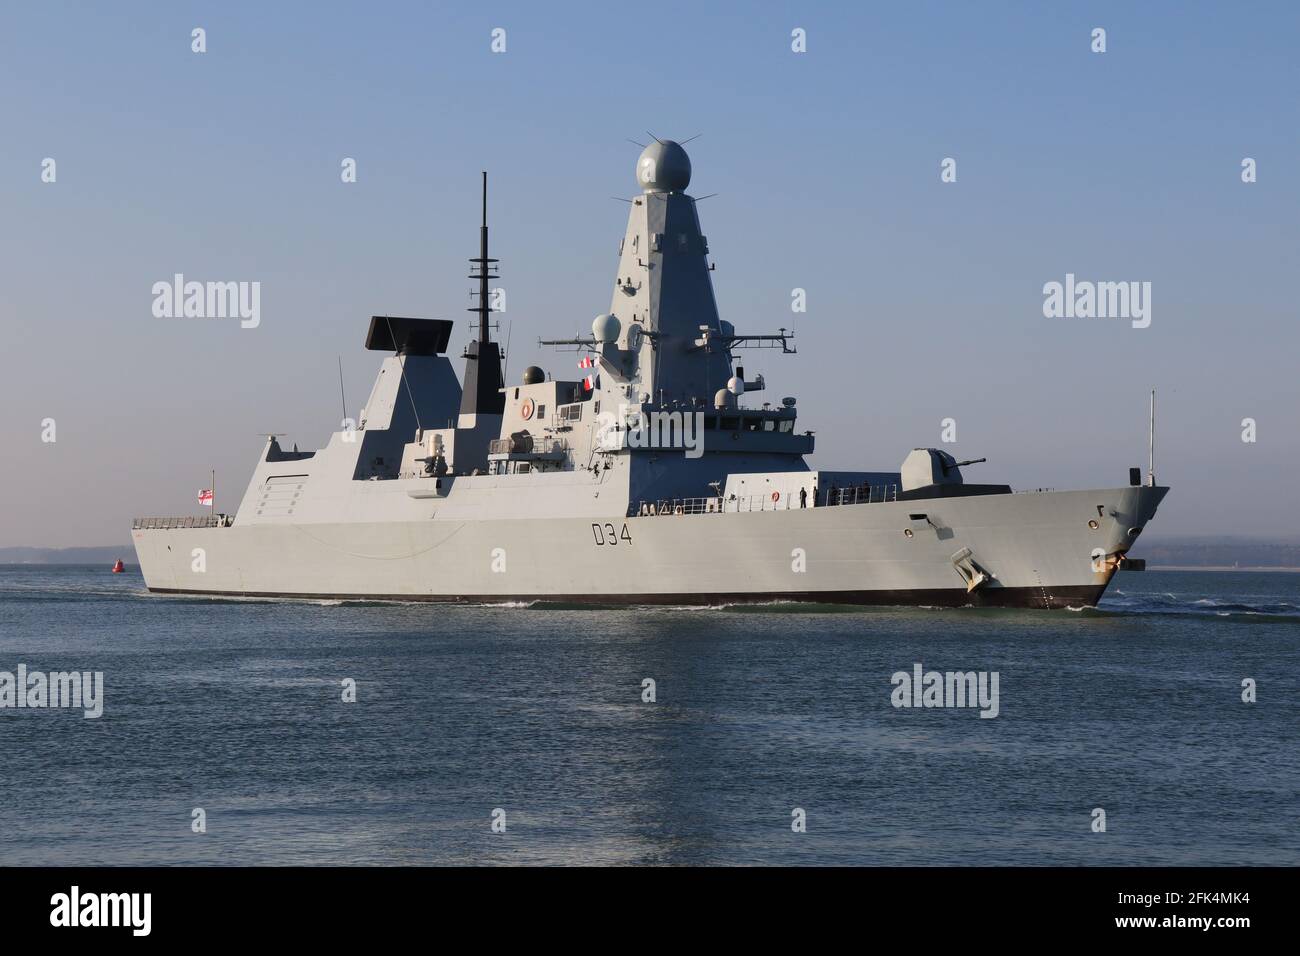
[477,171,490,345]
[459,171,505,418]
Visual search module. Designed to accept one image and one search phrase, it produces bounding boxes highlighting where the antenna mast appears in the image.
[1148,388,1156,487]
[458,172,507,418]
[337,355,348,423]
[469,171,497,344]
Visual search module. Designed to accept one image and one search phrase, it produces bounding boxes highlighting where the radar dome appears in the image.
[592,313,621,343]
[636,140,691,193]
[522,366,545,385]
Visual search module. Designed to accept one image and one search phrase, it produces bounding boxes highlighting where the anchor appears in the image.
[951,547,993,592]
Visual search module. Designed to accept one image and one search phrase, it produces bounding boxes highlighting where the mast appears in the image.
[1148,388,1155,487]
[458,172,505,418]
[473,171,492,346]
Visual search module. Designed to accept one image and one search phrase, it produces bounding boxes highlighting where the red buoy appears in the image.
[111,559,125,573]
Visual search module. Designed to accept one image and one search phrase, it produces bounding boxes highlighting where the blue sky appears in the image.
[2,1,1297,546]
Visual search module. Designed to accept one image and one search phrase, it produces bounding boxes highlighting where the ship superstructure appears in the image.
[131,141,1166,608]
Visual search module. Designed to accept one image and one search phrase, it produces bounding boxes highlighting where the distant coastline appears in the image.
[0,546,133,565]
[1145,565,1300,573]
[1131,539,1300,572]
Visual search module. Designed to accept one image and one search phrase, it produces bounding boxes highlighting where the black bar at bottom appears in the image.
[0,866,1279,941]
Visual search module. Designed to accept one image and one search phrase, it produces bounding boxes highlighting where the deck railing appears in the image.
[131,516,224,530]
[631,484,899,517]
[822,484,898,506]
[488,436,568,457]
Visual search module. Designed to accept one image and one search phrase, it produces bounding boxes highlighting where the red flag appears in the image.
[198,489,213,507]
[579,353,597,390]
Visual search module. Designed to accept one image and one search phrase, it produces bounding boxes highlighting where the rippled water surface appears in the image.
[0,565,1296,865]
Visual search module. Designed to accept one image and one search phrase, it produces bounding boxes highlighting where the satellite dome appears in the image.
[592,313,621,343]
[522,365,545,385]
[636,140,691,193]
[727,375,744,395]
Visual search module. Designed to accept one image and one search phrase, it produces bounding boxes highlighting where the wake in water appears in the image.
[1098,588,1300,620]
[4,567,1298,621]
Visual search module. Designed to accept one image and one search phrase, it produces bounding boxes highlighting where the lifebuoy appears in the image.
[521,398,535,420]
[771,490,780,502]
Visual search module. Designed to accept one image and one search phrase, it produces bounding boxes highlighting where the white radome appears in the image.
[636,140,691,193]
[592,313,621,343]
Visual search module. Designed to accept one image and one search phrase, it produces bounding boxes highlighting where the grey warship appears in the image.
[132,140,1167,608]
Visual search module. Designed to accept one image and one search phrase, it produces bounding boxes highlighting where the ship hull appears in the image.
[131,485,1166,610]
[140,583,1105,609]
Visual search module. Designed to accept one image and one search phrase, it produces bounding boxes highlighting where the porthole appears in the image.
[904,528,914,539]
[1088,519,1099,530]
